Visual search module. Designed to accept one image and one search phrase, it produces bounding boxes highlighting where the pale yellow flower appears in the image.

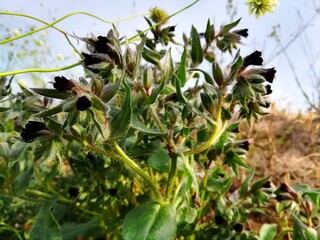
[246,0,279,17]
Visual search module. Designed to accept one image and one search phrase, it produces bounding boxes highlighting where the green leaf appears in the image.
[188,68,214,85]
[110,82,132,139]
[29,198,62,240]
[147,148,169,173]
[12,164,33,196]
[259,223,277,240]
[204,19,212,44]
[207,176,233,196]
[163,48,174,82]
[240,168,255,198]
[178,48,187,87]
[229,50,243,80]
[61,217,103,240]
[8,144,27,162]
[293,215,308,240]
[174,75,216,126]
[131,114,164,136]
[0,142,10,159]
[0,107,11,112]
[87,109,105,138]
[31,88,72,100]
[250,176,270,193]
[142,47,161,65]
[200,92,215,114]
[134,35,147,77]
[191,25,203,66]
[147,74,166,105]
[220,18,241,35]
[90,95,106,112]
[122,201,177,240]
[101,80,121,103]
[34,102,64,117]
[212,62,224,86]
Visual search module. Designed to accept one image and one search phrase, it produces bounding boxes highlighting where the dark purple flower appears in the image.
[233,223,243,232]
[82,52,103,67]
[262,181,271,188]
[259,102,271,109]
[243,50,263,67]
[169,25,176,32]
[53,76,75,92]
[261,68,276,83]
[68,186,80,198]
[20,121,50,142]
[275,194,294,202]
[233,29,249,38]
[94,36,120,64]
[109,188,118,196]
[214,215,225,225]
[76,96,91,111]
[237,140,250,151]
[264,85,272,95]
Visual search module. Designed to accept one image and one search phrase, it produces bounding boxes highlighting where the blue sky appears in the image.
[1,0,319,111]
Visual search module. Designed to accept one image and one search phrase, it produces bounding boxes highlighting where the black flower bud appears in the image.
[20,121,50,142]
[261,67,276,83]
[275,194,294,202]
[233,29,249,38]
[214,215,225,225]
[68,186,80,198]
[243,50,263,67]
[109,188,118,196]
[233,223,243,232]
[53,76,75,92]
[259,102,271,109]
[76,96,91,111]
[262,181,271,188]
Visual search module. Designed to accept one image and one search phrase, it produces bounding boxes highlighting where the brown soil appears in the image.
[239,107,320,188]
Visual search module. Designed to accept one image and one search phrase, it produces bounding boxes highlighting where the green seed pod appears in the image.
[125,47,136,78]
[143,66,153,90]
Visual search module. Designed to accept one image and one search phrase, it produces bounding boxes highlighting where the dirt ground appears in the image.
[239,107,320,188]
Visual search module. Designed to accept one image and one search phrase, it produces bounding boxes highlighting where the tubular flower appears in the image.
[53,76,75,92]
[246,0,279,17]
[20,121,51,142]
[233,29,249,38]
[261,67,276,83]
[243,50,263,67]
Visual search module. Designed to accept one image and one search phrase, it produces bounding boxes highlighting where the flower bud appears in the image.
[150,7,169,24]
[233,223,243,232]
[125,47,137,77]
[143,66,153,90]
[20,121,51,142]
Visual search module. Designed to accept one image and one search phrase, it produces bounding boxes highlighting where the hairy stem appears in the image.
[0,62,82,77]
[166,154,178,202]
[111,140,164,204]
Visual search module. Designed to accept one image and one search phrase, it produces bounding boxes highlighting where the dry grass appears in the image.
[239,106,320,188]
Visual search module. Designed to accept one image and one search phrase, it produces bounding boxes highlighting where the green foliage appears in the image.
[0,3,317,240]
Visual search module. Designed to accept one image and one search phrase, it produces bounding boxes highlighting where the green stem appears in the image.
[111,140,164,204]
[0,11,146,45]
[25,189,100,216]
[127,0,200,42]
[183,94,225,155]
[166,154,178,202]
[275,228,293,240]
[0,62,82,77]
[183,121,227,156]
